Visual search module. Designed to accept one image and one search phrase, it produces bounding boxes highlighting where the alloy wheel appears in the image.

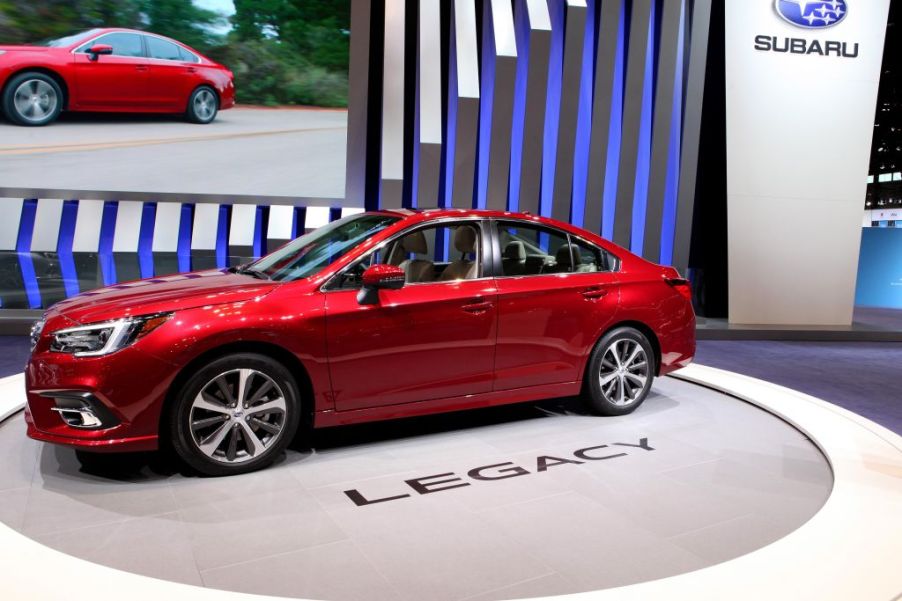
[193,89,216,121]
[189,368,287,464]
[13,79,58,124]
[598,339,649,406]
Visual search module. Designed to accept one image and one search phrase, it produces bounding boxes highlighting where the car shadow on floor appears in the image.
[44,390,676,484]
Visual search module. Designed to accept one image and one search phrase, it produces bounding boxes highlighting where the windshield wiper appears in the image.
[230,264,271,280]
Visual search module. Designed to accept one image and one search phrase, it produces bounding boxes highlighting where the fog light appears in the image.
[43,392,118,430]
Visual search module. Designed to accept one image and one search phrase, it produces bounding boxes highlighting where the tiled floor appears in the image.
[0,378,832,601]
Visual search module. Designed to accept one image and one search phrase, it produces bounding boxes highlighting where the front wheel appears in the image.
[2,72,63,126]
[583,327,655,416]
[186,86,219,124]
[168,353,301,476]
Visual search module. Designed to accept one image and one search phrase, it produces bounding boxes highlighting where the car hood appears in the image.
[46,270,279,325]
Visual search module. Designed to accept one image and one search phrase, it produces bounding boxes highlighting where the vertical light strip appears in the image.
[56,200,79,299]
[380,0,407,207]
[416,0,443,208]
[602,1,626,239]
[629,0,656,254]
[177,204,194,273]
[15,199,40,309]
[644,0,683,261]
[659,0,686,266]
[509,0,552,215]
[444,0,480,210]
[253,205,268,258]
[216,205,231,268]
[138,202,156,279]
[98,201,118,286]
[540,0,565,217]
[549,0,589,224]
[476,0,518,211]
[570,0,597,228]
[671,0,712,275]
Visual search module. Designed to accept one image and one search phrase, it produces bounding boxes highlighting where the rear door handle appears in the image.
[580,287,609,300]
[186,67,197,73]
[462,300,493,314]
[135,65,149,72]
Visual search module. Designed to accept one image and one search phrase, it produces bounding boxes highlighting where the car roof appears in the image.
[368,207,628,256]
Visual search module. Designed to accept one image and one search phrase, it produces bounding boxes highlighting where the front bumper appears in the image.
[25,345,179,453]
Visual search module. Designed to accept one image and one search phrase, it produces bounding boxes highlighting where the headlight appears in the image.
[50,313,172,357]
[0,51,6,56]
[29,319,45,352]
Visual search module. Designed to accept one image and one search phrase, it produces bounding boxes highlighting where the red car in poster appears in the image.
[0,28,235,126]
[24,209,695,476]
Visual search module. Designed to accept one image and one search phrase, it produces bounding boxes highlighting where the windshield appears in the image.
[34,29,101,48]
[249,213,400,282]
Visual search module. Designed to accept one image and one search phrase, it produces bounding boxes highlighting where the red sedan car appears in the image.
[25,209,695,476]
[0,28,235,126]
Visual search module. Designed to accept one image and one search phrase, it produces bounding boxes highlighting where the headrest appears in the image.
[555,244,580,269]
[454,226,477,254]
[503,241,526,261]
[401,231,428,254]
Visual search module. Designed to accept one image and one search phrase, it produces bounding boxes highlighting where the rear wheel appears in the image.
[168,353,301,476]
[186,86,218,124]
[583,327,655,416]
[2,72,63,126]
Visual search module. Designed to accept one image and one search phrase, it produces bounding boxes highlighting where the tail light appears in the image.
[665,277,693,303]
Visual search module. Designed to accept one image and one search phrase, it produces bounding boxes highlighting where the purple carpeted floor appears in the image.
[694,340,902,435]
[1,336,899,435]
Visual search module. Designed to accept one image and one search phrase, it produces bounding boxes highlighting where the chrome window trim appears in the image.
[321,216,492,293]
[71,31,202,64]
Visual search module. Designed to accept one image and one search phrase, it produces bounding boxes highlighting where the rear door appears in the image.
[491,220,620,391]
[143,35,200,110]
[72,32,150,108]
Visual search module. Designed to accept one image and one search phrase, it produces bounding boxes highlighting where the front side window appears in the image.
[332,221,482,289]
[77,33,144,57]
[249,214,400,282]
[146,36,183,61]
[497,222,614,276]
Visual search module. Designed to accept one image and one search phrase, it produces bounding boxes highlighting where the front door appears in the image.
[72,32,150,109]
[324,221,497,411]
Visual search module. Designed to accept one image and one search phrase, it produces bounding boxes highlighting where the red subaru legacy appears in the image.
[25,210,695,476]
[0,28,235,126]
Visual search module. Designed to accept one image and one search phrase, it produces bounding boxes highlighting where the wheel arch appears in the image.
[187,83,220,109]
[2,67,71,110]
[587,320,663,379]
[160,340,315,436]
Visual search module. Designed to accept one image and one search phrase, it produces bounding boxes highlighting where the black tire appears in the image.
[2,71,63,126]
[583,327,655,416]
[185,86,219,124]
[168,353,302,476]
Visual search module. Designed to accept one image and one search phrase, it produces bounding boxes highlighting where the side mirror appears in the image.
[357,264,405,305]
[87,44,114,61]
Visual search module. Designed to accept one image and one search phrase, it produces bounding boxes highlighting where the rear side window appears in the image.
[571,239,617,273]
[497,222,617,276]
[78,33,144,57]
[178,46,199,63]
[146,36,183,61]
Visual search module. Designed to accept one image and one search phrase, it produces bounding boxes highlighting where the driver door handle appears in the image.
[135,65,149,72]
[462,300,493,314]
[580,286,609,300]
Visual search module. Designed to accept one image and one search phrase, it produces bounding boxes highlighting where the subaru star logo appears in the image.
[775,0,848,28]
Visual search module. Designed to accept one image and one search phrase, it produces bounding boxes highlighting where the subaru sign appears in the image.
[775,0,848,29]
